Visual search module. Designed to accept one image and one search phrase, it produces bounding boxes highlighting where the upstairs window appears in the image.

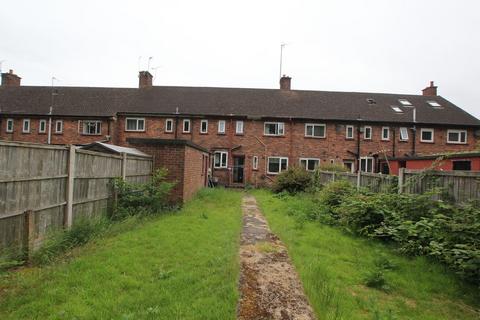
[218,120,226,134]
[183,119,191,133]
[363,126,372,140]
[447,130,467,144]
[236,121,244,134]
[39,119,47,133]
[398,99,412,106]
[305,123,326,138]
[267,157,288,174]
[82,120,102,135]
[420,128,434,143]
[165,119,174,133]
[22,119,30,133]
[346,125,354,139]
[264,122,285,136]
[427,100,442,107]
[125,118,145,132]
[399,127,409,141]
[214,151,228,168]
[6,119,14,133]
[391,106,403,113]
[55,120,63,134]
[381,127,390,141]
[299,158,320,171]
[200,120,208,133]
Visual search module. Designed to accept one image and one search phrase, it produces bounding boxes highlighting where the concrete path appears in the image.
[237,195,316,320]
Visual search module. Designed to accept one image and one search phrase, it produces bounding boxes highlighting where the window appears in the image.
[381,127,390,141]
[214,151,228,168]
[420,128,434,143]
[22,119,30,133]
[82,120,101,135]
[305,123,326,138]
[39,120,47,133]
[299,158,320,171]
[236,121,244,134]
[360,157,374,173]
[452,160,471,171]
[427,100,441,107]
[363,126,372,140]
[399,127,409,141]
[343,160,355,173]
[267,157,288,174]
[391,106,403,113]
[55,120,63,133]
[264,122,285,136]
[346,125,354,139]
[200,120,208,133]
[125,118,145,132]
[165,119,173,133]
[218,120,226,134]
[398,99,412,106]
[6,119,14,133]
[182,119,191,133]
[447,130,467,144]
[252,156,259,170]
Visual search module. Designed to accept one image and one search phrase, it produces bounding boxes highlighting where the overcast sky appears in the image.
[1,0,479,118]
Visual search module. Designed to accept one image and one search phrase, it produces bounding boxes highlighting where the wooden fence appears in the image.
[316,168,480,203]
[0,141,152,255]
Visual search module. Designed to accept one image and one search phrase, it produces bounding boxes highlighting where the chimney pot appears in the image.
[280,75,291,90]
[138,70,153,88]
[1,69,21,87]
[422,80,437,96]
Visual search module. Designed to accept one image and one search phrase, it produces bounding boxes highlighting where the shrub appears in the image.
[318,163,348,172]
[272,166,312,194]
[317,180,356,209]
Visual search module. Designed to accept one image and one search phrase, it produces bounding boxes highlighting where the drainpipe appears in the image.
[356,123,361,172]
[412,108,417,156]
[392,127,396,158]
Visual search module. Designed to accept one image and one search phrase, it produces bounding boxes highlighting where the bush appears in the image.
[272,166,312,194]
[318,163,348,172]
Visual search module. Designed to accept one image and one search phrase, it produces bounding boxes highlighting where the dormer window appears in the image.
[398,99,412,106]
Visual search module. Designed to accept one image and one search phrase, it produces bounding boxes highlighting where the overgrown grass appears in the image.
[0,188,243,320]
[253,189,480,320]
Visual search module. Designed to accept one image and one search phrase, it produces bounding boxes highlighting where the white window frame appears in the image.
[398,99,412,106]
[165,119,174,133]
[55,120,63,134]
[360,157,374,173]
[182,119,191,133]
[305,123,326,138]
[252,156,259,170]
[391,106,403,113]
[218,120,226,134]
[81,120,102,135]
[125,117,145,132]
[199,119,208,134]
[343,160,355,173]
[22,119,30,133]
[447,129,467,144]
[399,127,409,141]
[381,127,390,141]
[420,128,434,143]
[214,151,228,169]
[6,119,14,133]
[346,125,354,139]
[39,119,47,133]
[363,126,372,140]
[264,122,285,136]
[267,156,289,175]
[299,158,320,172]
[236,120,244,134]
[427,100,441,107]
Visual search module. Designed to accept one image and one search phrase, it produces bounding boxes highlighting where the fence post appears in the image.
[356,170,361,190]
[398,168,405,194]
[332,172,336,182]
[23,210,35,260]
[121,152,127,180]
[65,145,76,228]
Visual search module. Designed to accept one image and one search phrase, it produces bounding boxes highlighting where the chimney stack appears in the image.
[422,81,437,96]
[1,69,21,87]
[138,71,153,88]
[280,75,291,90]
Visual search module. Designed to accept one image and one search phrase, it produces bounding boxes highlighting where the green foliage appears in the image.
[112,168,175,219]
[364,270,390,292]
[318,163,348,172]
[272,166,312,194]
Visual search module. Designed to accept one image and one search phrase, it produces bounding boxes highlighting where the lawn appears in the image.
[0,188,243,320]
[252,189,480,320]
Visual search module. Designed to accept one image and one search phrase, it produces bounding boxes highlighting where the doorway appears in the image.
[233,156,245,184]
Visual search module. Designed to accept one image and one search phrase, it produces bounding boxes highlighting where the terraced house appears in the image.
[1,69,479,186]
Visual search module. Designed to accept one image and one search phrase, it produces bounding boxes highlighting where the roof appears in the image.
[127,138,210,153]
[1,85,479,126]
[389,151,480,161]
[81,142,150,157]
